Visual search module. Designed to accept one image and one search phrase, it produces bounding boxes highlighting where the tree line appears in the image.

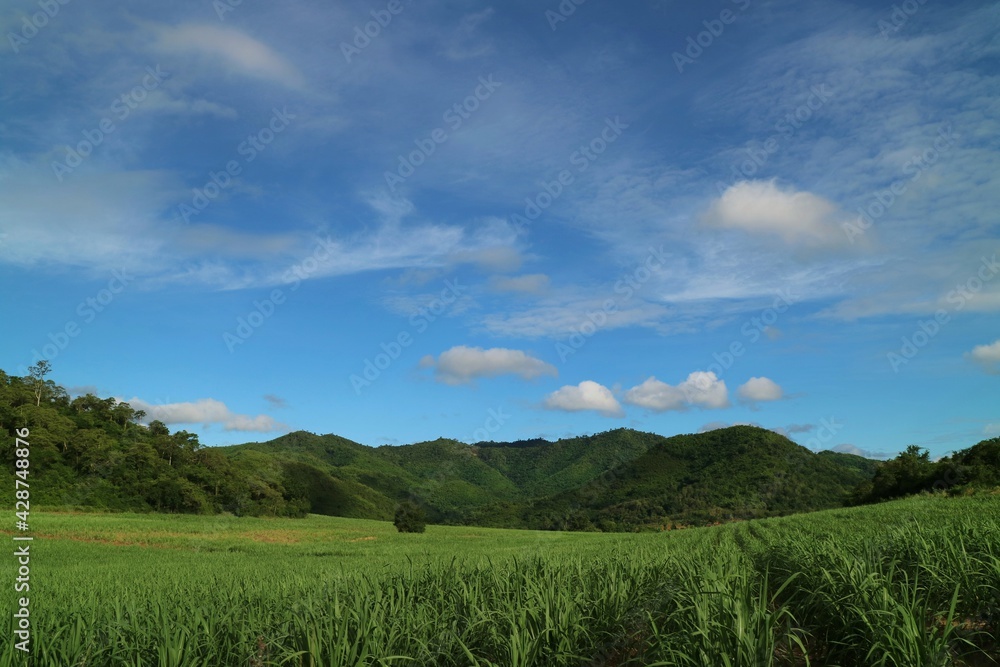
[0,364,308,516]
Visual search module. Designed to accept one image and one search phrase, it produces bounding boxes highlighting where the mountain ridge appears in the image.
[222,425,878,529]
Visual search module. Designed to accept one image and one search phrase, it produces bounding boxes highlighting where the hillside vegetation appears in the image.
[3,366,998,530]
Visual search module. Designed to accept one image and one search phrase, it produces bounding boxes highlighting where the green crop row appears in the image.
[0,494,997,666]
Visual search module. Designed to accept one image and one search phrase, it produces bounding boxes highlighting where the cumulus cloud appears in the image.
[544,381,624,418]
[967,339,1000,374]
[623,371,729,412]
[128,397,286,432]
[152,23,306,88]
[737,377,785,406]
[703,179,855,248]
[421,346,557,385]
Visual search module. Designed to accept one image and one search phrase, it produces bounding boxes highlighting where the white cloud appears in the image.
[128,397,286,432]
[624,371,729,412]
[544,381,623,418]
[490,273,550,295]
[0,164,178,272]
[422,346,557,385]
[152,23,306,89]
[968,339,1000,374]
[0,160,523,289]
[703,180,855,249]
[737,377,785,405]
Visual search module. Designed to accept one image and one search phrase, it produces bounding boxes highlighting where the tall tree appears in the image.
[27,360,51,407]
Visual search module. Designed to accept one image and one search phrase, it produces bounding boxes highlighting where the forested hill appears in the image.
[0,368,312,516]
[3,366,994,530]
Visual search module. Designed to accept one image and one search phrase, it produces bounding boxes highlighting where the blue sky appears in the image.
[1,0,998,458]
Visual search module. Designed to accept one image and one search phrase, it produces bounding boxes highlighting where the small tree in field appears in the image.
[393,500,426,533]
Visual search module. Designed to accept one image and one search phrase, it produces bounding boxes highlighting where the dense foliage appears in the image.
[852,438,1000,504]
[231,426,880,530]
[393,499,427,533]
[0,369,308,516]
[17,366,998,530]
[4,495,998,665]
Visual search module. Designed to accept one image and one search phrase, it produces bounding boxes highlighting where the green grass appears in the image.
[1,495,998,666]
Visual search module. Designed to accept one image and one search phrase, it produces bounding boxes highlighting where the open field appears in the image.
[2,495,999,666]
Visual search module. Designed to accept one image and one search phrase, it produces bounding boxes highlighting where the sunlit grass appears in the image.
[1,495,997,665]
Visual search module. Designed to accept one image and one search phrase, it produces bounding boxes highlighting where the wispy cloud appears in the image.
[151,23,306,89]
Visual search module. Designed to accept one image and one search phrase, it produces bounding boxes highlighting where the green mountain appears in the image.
[502,426,880,530]
[222,425,878,529]
[2,365,940,530]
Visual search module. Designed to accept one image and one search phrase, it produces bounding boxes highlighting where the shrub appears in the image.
[393,499,427,533]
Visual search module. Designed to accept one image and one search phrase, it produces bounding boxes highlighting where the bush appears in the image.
[393,500,427,533]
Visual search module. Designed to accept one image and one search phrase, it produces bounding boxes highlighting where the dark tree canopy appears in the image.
[393,500,427,533]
